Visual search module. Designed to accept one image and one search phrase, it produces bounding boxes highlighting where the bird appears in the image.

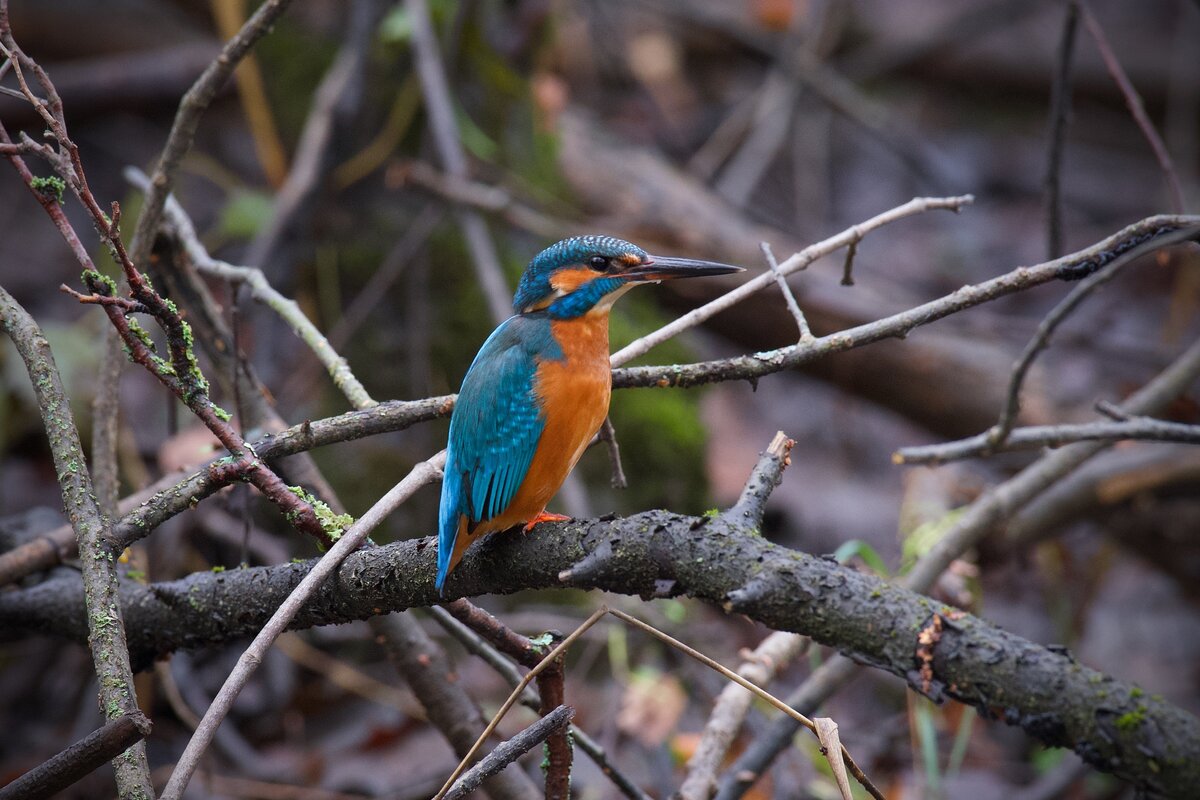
[435,235,742,594]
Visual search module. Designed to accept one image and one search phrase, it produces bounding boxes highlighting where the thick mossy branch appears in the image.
[2,513,1196,794]
[0,286,154,796]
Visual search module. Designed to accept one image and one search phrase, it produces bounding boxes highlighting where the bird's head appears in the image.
[512,235,743,319]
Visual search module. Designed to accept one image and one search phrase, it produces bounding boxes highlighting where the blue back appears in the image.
[436,314,563,591]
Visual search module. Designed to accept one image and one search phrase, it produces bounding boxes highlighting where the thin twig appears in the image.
[609,608,884,800]
[444,706,575,800]
[840,235,860,286]
[896,417,1200,465]
[406,0,512,323]
[432,606,610,800]
[159,450,448,800]
[679,631,806,800]
[128,0,297,266]
[0,712,152,800]
[761,242,813,341]
[715,656,861,800]
[371,612,541,800]
[1078,0,1185,212]
[610,195,975,366]
[124,166,377,410]
[612,215,1200,389]
[985,225,1199,449]
[440,599,572,797]
[1044,0,1079,259]
[427,606,651,800]
[598,416,628,489]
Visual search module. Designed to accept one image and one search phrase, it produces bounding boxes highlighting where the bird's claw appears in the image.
[522,511,572,533]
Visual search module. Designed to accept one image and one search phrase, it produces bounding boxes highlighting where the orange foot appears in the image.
[522,511,571,533]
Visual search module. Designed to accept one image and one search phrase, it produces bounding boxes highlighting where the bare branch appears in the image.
[984,225,1200,451]
[760,242,813,342]
[611,194,974,366]
[727,431,794,530]
[427,607,650,800]
[1078,0,1186,212]
[433,607,610,800]
[721,332,1200,799]
[0,287,154,798]
[0,712,151,800]
[7,499,1200,793]
[159,450,447,800]
[405,0,512,323]
[444,706,575,800]
[896,416,1200,465]
[440,600,572,797]
[679,631,806,800]
[125,166,377,411]
[127,0,297,265]
[612,215,1200,389]
[1044,0,1079,259]
[371,612,541,800]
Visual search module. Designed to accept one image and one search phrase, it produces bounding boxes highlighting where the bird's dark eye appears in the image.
[589,256,608,271]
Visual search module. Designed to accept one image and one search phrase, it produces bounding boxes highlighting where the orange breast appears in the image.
[476,310,612,533]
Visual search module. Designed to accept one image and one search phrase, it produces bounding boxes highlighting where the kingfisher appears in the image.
[435,235,742,593]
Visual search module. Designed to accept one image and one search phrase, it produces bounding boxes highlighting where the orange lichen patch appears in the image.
[549,266,599,293]
[916,614,945,694]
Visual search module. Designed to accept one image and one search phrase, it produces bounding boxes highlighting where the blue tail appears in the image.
[435,449,462,595]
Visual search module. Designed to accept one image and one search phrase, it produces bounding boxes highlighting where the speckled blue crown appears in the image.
[512,235,646,313]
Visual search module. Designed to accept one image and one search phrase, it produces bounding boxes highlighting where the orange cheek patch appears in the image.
[549,267,597,293]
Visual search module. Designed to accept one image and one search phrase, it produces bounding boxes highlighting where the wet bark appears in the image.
[1,510,1196,795]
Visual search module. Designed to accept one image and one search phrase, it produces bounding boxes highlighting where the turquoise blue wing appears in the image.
[436,317,554,591]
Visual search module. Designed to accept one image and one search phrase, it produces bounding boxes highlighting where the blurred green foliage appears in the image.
[215,188,275,241]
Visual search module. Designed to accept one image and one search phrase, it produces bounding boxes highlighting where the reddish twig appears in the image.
[61,274,336,549]
[2,10,335,550]
[1043,1,1079,259]
[1079,0,1185,212]
[428,606,650,800]
[444,706,575,800]
[443,600,575,798]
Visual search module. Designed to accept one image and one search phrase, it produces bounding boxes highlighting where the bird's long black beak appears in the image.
[622,255,744,282]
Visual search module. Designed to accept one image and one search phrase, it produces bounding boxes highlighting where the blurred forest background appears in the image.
[1,0,1199,798]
